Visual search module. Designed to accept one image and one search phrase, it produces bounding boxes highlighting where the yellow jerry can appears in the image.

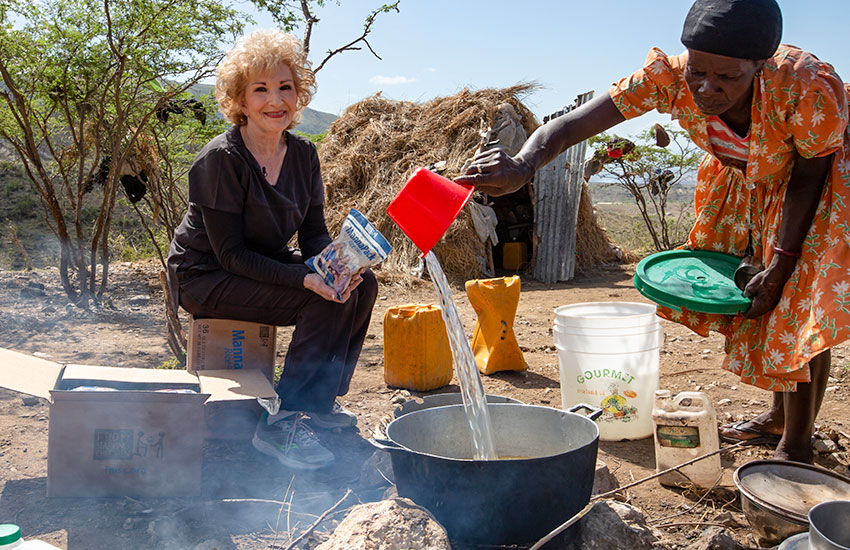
[383,303,453,391]
[502,242,528,270]
[465,276,527,375]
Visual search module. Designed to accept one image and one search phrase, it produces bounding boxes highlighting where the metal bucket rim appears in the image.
[734,459,850,524]
[384,402,599,462]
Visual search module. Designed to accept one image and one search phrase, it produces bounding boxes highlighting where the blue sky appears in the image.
[245,0,850,138]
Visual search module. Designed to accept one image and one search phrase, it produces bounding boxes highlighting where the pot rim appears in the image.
[392,393,523,419]
[383,402,600,463]
[733,459,850,524]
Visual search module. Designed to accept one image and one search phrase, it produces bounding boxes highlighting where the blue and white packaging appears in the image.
[306,209,392,299]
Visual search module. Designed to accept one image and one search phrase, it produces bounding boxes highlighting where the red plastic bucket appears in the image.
[387,168,474,255]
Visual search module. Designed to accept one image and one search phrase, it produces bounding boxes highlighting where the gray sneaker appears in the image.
[308,400,358,430]
[252,413,334,470]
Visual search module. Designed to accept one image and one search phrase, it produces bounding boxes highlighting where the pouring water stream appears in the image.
[424,250,498,460]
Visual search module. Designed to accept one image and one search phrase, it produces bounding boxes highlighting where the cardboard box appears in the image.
[198,368,279,441]
[187,317,276,383]
[0,348,278,497]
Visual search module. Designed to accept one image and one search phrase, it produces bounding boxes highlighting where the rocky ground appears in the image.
[0,259,848,549]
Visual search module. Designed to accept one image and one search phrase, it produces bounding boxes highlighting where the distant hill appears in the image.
[189,82,337,135]
[298,107,338,136]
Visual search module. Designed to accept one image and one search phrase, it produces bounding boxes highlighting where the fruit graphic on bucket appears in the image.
[600,383,638,422]
[387,167,474,255]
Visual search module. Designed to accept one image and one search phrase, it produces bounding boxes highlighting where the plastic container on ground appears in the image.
[554,326,663,354]
[0,525,62,549]
[554,302,658,329]
[556,343,660,441]
[465,276,526,375]
[553,322,663,337]
[502,242,527,270]
[554,302,662,441]
[652,390,721,489]
[383,303,453,391]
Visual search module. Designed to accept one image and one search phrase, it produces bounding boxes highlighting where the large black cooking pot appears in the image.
[370,403,601,546]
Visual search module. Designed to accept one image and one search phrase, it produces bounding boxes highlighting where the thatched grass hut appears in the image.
[318,86,622,282]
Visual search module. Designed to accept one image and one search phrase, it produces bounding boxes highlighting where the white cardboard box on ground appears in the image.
[0,347,278,497]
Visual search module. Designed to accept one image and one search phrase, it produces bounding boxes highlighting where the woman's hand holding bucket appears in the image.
[455,149,535,197]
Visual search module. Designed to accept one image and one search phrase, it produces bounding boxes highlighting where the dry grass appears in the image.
[319,85,624,281]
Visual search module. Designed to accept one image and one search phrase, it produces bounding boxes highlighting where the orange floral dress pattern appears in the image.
[609,45,850,391]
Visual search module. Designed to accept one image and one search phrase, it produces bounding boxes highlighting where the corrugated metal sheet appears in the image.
[533,91,595,283]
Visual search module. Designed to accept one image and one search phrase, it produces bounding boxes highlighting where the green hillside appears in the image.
[189,82,337,135]
[298,108,338,136]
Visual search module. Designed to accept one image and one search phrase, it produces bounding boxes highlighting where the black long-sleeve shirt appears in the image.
[166,126,332,313]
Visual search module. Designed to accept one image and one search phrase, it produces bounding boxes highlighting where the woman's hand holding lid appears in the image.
[741,254,797,319]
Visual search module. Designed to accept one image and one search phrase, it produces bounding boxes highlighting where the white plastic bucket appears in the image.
[553,322,661,337]
[554,302,661,441]
[554,326,664,350]
[554,302,658,329]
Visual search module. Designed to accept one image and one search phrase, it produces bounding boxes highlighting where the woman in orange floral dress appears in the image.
[458,0,849,463]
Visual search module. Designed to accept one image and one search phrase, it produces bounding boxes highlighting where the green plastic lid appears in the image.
[633,250,752,314]
[0,524,21,545]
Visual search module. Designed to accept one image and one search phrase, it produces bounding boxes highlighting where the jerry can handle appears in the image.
[567,403,603,421]
[673,391,711,411]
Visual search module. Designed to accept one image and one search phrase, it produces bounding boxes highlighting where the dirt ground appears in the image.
[0,259,848,549]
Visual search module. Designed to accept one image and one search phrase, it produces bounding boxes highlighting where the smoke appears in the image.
[145,429,381,548]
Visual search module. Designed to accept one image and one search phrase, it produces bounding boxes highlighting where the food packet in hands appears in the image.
[306,209,392,299]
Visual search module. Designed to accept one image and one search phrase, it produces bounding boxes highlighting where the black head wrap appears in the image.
[681,0,782,60]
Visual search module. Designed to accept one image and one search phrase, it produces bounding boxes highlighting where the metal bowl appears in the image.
[734,460,850,546]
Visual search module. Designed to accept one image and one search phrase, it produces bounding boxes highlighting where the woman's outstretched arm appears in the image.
[455,93,626,196]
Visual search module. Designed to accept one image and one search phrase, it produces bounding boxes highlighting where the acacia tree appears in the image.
[587,125,702,251]
[126,92,227,269]
[252,0,401,73]
[0,0,246,305]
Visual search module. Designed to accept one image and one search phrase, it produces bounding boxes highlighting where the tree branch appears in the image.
[314,1,399,73]
[280,489,354,550]
[103,0,120,58]
[299,0,319,56]
[134,0,180,40]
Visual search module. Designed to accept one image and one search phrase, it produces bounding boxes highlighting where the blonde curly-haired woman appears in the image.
[167,29,377,470]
